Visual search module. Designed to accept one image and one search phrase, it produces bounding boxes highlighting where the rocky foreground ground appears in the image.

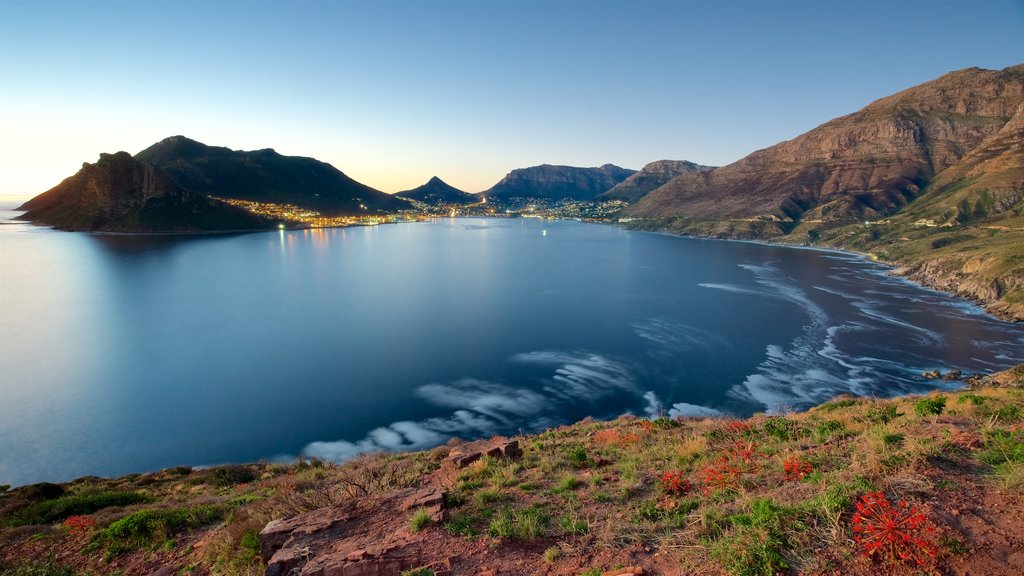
[2,367,1023,576]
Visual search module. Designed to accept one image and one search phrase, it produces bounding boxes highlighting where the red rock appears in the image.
[601,567,644,576]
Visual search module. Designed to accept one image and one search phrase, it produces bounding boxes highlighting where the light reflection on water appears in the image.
[1,210,1022,486]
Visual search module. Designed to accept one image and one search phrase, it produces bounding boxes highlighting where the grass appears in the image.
[87,505,224,558]
[1,491,150,528]
[915,396,947,417]
[410,509,432,532]
[2,370,1023,576]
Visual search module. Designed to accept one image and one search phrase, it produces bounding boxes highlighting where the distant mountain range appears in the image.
[16,152,272,232]
[14,65,1023,318]
[598,160,714,202]
[395,176,477,205]
[483,163,635,201]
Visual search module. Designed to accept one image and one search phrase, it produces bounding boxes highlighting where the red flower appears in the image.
[659,470,692,495]
[851,492,938,567]
[63,515,96,535]
[782,455,812,481]
[701,457,740,493]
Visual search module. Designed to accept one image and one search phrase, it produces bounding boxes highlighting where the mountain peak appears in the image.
[395,176,476,205]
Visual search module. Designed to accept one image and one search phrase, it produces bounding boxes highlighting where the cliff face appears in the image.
[628,65,1024,224]
[17,152,270,232]
[485,163,636,201]
[135,136,410,215]
[599,159,714,202]
[395,176,478,205]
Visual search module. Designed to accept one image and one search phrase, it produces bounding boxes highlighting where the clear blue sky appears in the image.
[1,0,1021,197]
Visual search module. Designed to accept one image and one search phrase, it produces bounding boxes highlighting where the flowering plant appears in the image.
[851,492,938,567]
[782,455,812,481]
[63,515,96,535]
[659,470,692,495]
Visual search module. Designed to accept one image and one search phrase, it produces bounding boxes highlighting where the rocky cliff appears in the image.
[625,64,1024,320]
[598,160,713,202]
[628,65,1024,226]
[484,163,636,201]
[135,136,409,215]
[16,152,271,232]
[395,176,478,205]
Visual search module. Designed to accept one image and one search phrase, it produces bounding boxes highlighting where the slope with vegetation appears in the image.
[624,65,1024,320]
[2,366,1022,576]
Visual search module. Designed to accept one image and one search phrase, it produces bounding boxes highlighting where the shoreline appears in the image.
[614,221,1022,323]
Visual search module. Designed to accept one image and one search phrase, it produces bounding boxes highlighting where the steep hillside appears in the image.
[135,136,409,215]
[485,164,636,201]
[395,176,479,206]
[16,152,272,232]
[1,367,1021,576]
[599,160,713,202]
[624,65,1024,320]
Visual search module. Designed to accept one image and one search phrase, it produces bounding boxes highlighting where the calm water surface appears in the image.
[2,208,1022,486]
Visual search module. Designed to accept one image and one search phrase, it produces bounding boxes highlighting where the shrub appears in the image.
[851,492,937,567]
[865,404,900,424]
[88,505,223,557]
[653,416,677,429]
[882,433,904,446]
[210,465,257,486]
[815,420,847,442]
[409,509,432,532]
[957,394,986,406]
[61,515,96,535]
[400,569,433,576]
[2,491,150,527]
[914,396,946,417]
[760,418,792,441]
[566,445,591,468]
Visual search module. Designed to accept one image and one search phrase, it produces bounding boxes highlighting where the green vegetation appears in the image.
[0,559,76,576]
[409,509,432,532]
[2,367,1023,576]
[915,396,947,417]
[88,505,224,558]
[2,491,150,527]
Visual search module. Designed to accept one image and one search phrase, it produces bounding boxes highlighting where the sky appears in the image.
[0,0,1021,199]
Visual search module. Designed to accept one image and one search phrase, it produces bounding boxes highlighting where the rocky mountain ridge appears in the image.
[598,160,713,202]
[395,176,478,205]
[16,152,271,232]
[135,136,409,215]
[484,163,636,201]
[624,64,1024,321]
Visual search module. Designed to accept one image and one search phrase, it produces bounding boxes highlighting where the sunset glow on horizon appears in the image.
[1,0,1021,200]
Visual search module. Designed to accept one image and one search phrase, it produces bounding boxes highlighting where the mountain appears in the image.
[484,163,636,201]
[628,65,1024,228]
[624,64,1024,320]
[16,152,272,232]
[394,176,478,205]
[598,159,714,202]
[135,136,409,214]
